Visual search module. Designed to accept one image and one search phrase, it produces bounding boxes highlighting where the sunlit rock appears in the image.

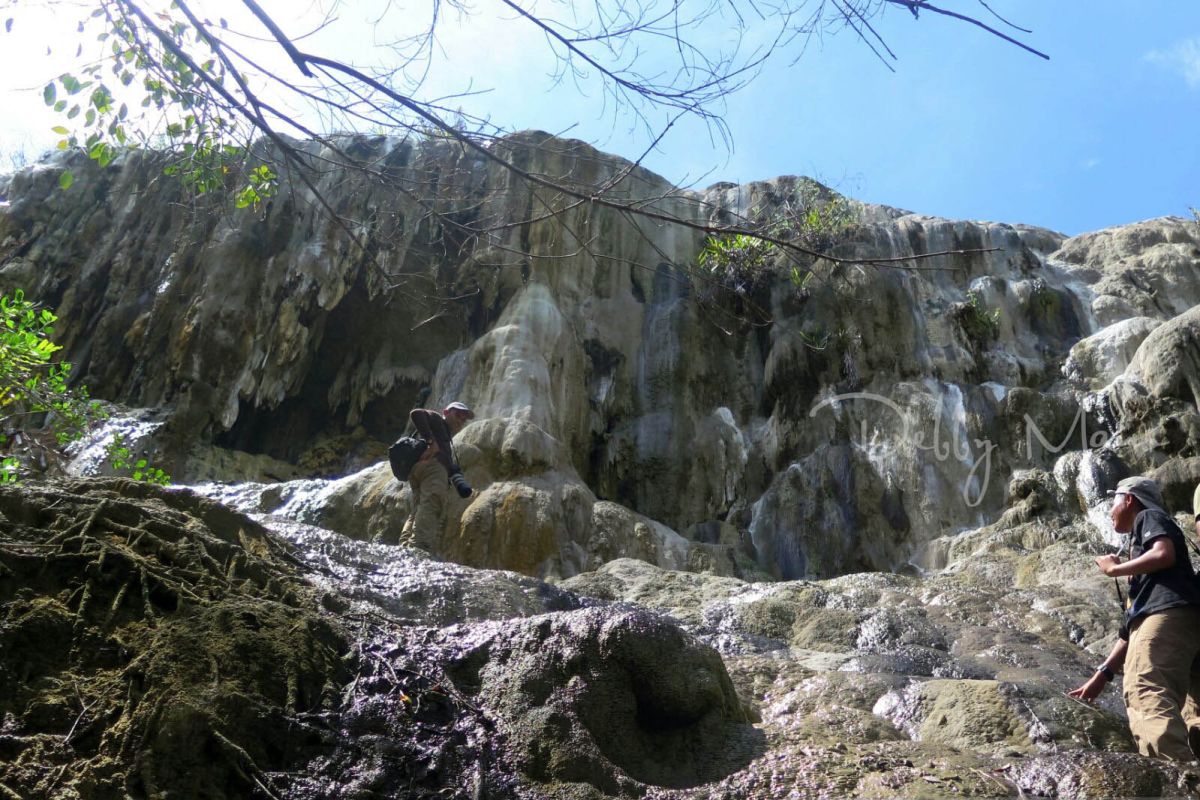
[1063,316,1160,390]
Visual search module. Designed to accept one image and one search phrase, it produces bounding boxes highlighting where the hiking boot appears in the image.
[449,468,473,498]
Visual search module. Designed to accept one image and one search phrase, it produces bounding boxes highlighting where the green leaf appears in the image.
[43,83,56,106]
[59,171,74,190]
[51,125,69,135]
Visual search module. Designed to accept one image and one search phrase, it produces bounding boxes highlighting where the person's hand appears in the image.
[1095,554,1122,577]
[1068,673,1107,702]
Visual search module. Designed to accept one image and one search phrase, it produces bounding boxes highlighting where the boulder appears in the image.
[1063,316,1160,389]
[1050,217,1200,324]
[1128,305,1200,409]
[442,608,758,793]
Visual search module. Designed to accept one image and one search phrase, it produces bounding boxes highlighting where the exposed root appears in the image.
[212,728,284,800]
[0,479,348,798]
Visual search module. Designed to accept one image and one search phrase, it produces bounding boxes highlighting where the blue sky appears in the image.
[2,1,1197,236]
[701,1,1199,236]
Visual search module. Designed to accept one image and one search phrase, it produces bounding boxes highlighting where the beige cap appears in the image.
[1108,476,1166,515]
[444,401,475,418]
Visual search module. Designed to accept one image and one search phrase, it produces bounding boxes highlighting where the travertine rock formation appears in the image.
[2,133,1199,580]
[3,134,1200,798]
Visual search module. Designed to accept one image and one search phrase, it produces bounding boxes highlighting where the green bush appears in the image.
[956,290,1001,348]
[105,432,170,485]
[0,290,98,481]
[696,180,857,300]
[698,232,776,295]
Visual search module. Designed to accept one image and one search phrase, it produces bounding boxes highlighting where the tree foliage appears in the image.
[0,290,96,481]
[105,432,171,484]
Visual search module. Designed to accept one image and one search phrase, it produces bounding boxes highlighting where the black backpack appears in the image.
[388,436,428,481]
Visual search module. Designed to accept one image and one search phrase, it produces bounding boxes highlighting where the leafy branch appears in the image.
[105,432,170,485]
[0,290,100,480]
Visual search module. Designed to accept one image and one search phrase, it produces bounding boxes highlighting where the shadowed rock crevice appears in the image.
[444,608,764,792]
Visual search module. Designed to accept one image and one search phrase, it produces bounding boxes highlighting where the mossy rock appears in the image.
[876,679,1033,753]
[0,480,352,798]
[789,607,859,650]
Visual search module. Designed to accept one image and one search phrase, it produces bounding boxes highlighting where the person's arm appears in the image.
[1194,482,1200,541]
[409,408,456,469]
[1068,638,1127,701]
[1095,537,1175,577]
[409,408,436,438]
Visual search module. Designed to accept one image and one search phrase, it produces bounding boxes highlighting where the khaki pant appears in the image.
[1124,606,1200,762]
[401,458,448,554]
[1188,666,1200,758]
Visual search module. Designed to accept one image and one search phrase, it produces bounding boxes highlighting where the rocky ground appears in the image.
[3,477,1199,799]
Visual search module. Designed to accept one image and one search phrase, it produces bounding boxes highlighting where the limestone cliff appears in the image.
[4,133,1200,800]
[2,133,1199,580]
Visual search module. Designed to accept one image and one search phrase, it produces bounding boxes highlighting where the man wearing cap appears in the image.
[401,402,475,554]
[1069,476,1200,761]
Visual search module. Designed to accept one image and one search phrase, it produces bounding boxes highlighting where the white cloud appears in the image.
[1145,37,1200,88]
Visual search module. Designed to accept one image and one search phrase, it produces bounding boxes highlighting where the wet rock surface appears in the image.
[0,479,759,799]
[5,478,1200,798]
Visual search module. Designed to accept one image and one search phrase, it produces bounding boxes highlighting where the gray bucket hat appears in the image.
[1107,476,1167,515]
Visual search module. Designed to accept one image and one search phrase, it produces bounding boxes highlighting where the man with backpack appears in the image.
[1068,476,1200,761]
[400,401,475,554]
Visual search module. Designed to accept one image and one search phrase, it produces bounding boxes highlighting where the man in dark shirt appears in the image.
[401,401,475,554]
[1069,476,1200,761]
